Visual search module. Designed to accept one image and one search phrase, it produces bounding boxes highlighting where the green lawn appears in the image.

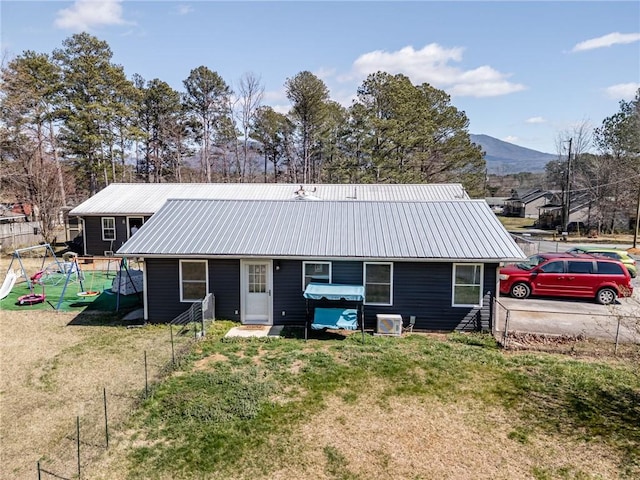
[1,269,141,312]
[116,323,640,480]
[497,215,539,231]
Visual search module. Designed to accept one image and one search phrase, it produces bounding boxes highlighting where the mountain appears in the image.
[470,134,557,174]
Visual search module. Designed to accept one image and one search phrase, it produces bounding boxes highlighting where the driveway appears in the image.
[496,239,640,342]
[495,272,640,342]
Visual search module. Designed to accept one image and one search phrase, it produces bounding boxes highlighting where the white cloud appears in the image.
[571,32,640,52]
[349,43,525,98]
[526,116,546,124]
[503,136,519,144]
[604,83,640,100]
[55,0,130,31]
[177,4,193,16]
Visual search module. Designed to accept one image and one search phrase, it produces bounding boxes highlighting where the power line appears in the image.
[566,172,640,194]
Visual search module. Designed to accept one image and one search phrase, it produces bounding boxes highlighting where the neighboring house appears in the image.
[116,199,525,332]
[538,190,633,233]
[485,197,509,214]
[0,205,40,251]
[537,191,592,231]
[69,183,470,256]
[503,188,558,218]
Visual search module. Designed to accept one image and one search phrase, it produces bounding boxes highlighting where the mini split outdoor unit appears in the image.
[375,314,403,336]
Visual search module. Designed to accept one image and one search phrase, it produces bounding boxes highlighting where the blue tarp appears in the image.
[303,283,365,301]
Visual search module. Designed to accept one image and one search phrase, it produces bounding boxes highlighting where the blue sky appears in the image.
[2,1,639,154]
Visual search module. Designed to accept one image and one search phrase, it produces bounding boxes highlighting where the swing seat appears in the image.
[77,291,100,297]
[17,293,46,305]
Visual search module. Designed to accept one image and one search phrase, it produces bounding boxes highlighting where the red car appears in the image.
[499,253,634,305]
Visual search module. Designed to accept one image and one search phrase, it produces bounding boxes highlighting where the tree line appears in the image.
[0,33,485,240]
[1,32,638,241]
[542,93,640,235]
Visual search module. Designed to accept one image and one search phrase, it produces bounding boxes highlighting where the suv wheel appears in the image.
[510,282,531,299]
[596,287,616,305]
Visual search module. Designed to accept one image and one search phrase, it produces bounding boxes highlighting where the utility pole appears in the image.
[562,138,573,233]
[633,187,640,248]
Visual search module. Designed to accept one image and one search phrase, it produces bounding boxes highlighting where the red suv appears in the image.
[499,253,634,305]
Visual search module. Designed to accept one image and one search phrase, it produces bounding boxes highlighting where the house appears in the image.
[69,183,470,256]
[503,188,557,218]
[536,190,592,232]
[116,198,526,332]
[485,197,509,214]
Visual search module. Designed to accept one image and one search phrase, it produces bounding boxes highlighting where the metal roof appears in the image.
[117,199,526,261]
[69,183,469,215]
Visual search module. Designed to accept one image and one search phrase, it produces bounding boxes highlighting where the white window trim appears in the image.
[302,261,332,289]
[452,263,484,308]
[101,217,116,241]
[179,259,209,303]
[363,262,393,306]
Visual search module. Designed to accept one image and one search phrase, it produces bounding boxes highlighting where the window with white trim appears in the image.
[364,262,393,305]
[452,264,483,307]
[180,260,208,302]
[303,261,332,288]
[101,217,116,241]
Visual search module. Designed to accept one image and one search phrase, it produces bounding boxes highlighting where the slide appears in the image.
[0,270,18,300]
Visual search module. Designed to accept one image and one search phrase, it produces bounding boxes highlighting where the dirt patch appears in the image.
[193,353,229,370]
[0,307,189,480]
[286,395,621,480]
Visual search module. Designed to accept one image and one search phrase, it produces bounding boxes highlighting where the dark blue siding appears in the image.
[273,260,306,325]
[146,258,241,323]
[209,260,241,322]
[144,257,497,331]
[332,261,363,284]
[146,258,183,321]
[83,215,151,256]
[365,262,497,331]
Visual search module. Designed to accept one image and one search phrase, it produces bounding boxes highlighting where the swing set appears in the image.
[7,244,63,306]
[5,244,140,311]
[54,255,140,310]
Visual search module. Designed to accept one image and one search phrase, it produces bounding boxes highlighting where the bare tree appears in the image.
[235,72,264,181]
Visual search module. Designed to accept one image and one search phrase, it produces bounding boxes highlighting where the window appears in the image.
[127,217,144,238]
[596,261,624,275]
[303,261,331,288]
[568,261,593,274]
[249,264,267,293]
[180,260,208,302]
[364,262,392,305]
[539,261,564,274]
[101,217,116,241]
[452,264,483,307]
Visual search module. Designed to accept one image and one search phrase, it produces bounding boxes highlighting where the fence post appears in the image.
[170,325,175,366]
[615,316,622,355]
[144,351,148,398]
[503,310,510,347]
[103,387,109,449]
[37,461,41,480]
[77,416,81,479]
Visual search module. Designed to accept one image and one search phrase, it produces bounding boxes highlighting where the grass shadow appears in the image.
[66,308,145,327]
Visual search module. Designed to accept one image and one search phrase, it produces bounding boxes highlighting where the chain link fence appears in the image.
[35,294,215,479]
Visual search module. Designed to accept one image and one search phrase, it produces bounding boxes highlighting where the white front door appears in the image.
[241,260,272,325]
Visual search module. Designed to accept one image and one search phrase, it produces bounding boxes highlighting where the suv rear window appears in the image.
[568,261,593,274]
[596,261,624,275]
[597,252,621,260]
